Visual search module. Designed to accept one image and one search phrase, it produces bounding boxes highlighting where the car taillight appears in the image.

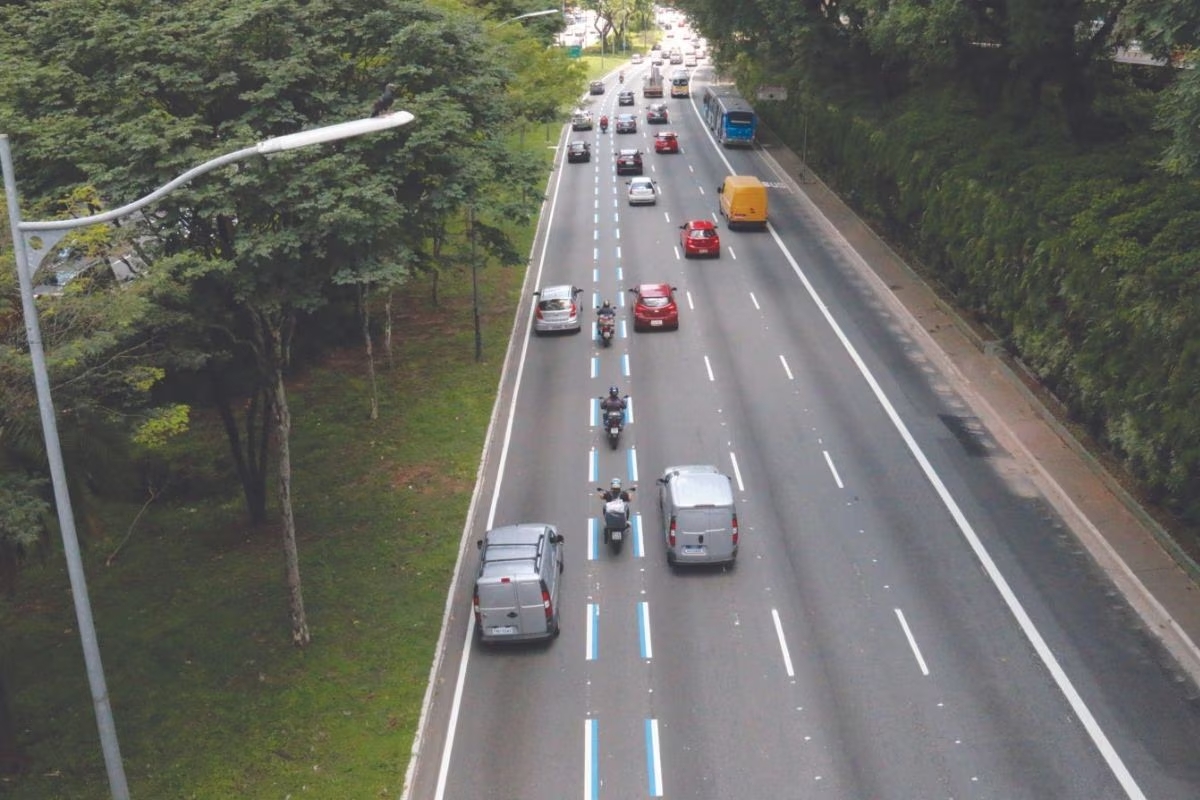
[542,585,553,620]
[668,516,676,548]
[472,593,481,625]
[731,513,739,546]
[535,306,543,320]
[570,301,577,316]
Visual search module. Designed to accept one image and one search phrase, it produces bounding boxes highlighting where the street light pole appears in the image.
[0,110,413,800]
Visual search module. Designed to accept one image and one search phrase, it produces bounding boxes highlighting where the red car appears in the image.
[654,131,679,154]
[629,283,680,331]
[679,219,720,258]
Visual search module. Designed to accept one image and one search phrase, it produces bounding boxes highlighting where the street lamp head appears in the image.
[257,111,415,154]
[498,8,560,25]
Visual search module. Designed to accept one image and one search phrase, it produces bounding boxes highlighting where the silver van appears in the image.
[474,524,564,643]
[657,465,738,566]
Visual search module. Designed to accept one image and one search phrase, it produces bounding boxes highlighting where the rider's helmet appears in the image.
[602,300,611,309]
[611,478,622,490]
[609,385,620,397]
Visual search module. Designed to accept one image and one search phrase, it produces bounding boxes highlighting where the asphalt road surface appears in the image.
[404,64,1200,800]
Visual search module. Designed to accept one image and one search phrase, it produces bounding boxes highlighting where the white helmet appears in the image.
[611,478,622,490]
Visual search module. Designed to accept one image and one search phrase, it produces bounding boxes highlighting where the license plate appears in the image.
[682,545,705,555]
[488,625,517,635]
[612,529,623,541]
[610,427,619,435]
[650,319,663,326]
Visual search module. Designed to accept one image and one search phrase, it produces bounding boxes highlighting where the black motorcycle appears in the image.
[597,487,636,554]
[600,400,627,450]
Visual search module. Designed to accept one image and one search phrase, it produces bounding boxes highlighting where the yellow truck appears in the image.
[717,175,768,229]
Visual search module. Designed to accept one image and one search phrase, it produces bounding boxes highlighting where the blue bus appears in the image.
[701,85,757,148]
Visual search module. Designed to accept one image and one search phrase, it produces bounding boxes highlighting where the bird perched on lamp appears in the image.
[371,83,397,117]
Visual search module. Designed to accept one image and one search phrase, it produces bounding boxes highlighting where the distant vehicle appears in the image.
[533,284,584,334]
[618,89,635,106]
[669,52,683,64]
[643,63,664,97]
[717,175,768,230]
[684,55,697,67]
[646,103,669,124]
[626,176,658,206]
[571,109,593,131]
[615,149,644,175]
[629,283,680,331]
[566,140,591,163]
[589,80,606,95]
[670,70,690,98]
[679,219,720,258]
[654,131,679,154]
[631,53,644,64]
[615,113,638,133]
[701,85,758,147]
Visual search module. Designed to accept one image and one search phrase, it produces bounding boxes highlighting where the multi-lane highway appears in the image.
[404,64,1200,800]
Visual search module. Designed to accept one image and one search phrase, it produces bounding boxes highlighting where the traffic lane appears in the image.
[626,322,864,798]
[672,255,1137,796]
[737,160,1200,793]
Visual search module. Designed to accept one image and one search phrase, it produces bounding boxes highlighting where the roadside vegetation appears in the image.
[0,0,595,794]
[679,0,1200,551]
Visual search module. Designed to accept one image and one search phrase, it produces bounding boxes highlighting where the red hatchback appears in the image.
[629,283,680,331]
[679,219,720,258]
[654,131,679,154]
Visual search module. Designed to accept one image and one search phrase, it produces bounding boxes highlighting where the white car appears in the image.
[631,53,644,64]
[626,176,658,206]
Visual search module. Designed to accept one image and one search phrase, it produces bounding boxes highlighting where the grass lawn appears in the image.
[0,142,550,799]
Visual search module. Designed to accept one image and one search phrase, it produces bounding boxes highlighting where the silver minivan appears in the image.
[474,524,564,643]
[657,465,738,566]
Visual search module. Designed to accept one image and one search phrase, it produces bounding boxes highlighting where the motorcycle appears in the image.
[619,71,625,84]
[599,116,609,133]
[600,398,627,450]
[597,487,636,553]
[598,314,615,347]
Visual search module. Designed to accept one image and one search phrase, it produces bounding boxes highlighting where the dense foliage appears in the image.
[678,0,1200,530]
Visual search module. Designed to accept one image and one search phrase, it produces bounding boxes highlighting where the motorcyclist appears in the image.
[619,71,625,83]
[599,114,609,132]
[600,385,626,416]
[601,477,632,504]
[597,300,616,323]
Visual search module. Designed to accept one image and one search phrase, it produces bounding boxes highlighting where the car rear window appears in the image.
[641,296,670,308]
[690,230,716,240]
[539,298,572,311]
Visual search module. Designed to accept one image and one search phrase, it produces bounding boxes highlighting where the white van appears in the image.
[657,465,739,566]
[474,524,564,643]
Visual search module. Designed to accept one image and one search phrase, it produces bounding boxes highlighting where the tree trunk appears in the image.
[384,289,394,370]
[252,307,310,647]
[360,283,379,421]
[210,367,270,524]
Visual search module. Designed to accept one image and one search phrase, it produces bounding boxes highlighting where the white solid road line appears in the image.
[779,354,794,380]
[771,608,796,678]
[764,193,1150,800]
[750,291,760,310]
[703,354,715,381]
[894,608,930,676]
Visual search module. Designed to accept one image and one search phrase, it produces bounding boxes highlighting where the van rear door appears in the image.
[477,580,523,637]
[675,508,735,562]
[517,579,550,637]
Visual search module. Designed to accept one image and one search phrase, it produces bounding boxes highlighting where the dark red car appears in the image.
[629,283,680,331]
[679,219,720,258]
[654,131,679,154]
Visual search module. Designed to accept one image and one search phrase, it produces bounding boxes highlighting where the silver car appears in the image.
[626,176,658,205]
[658,465,739,566]
[533,284,584,334]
